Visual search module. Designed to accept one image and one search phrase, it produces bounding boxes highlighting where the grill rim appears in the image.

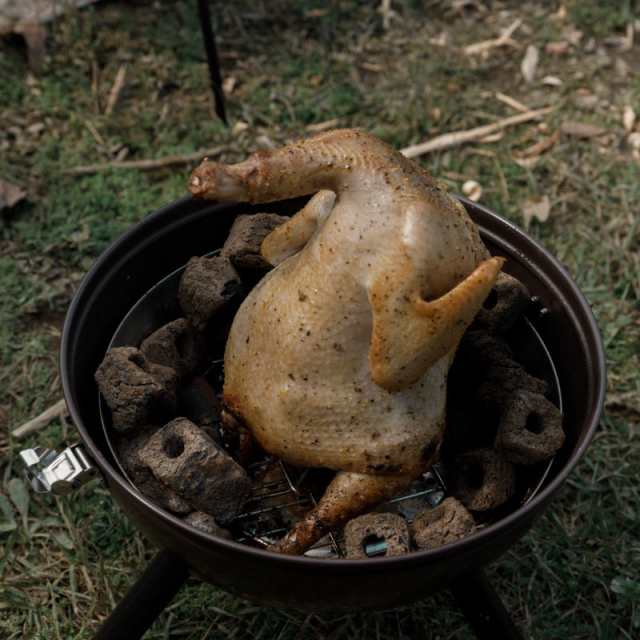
[60,195,606,571]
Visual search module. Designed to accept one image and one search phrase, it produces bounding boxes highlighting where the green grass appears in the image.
[1,1,639,638]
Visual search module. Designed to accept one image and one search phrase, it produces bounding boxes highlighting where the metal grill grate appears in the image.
[231,460,449,558]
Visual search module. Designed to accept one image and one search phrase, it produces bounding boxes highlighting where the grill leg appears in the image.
[94,550,189,640]
[197,0,228,125]
[451,570,524,640]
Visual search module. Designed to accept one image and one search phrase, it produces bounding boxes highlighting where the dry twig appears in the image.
[495,92,530,113]
[105,65,127,116]
[517,130,560,158]
[401,107,552,158]
[64,146,226,175]
[464,19,522,56]
[12,399,68,440]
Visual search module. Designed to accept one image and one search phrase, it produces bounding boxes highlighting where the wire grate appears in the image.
[231,459,448,558]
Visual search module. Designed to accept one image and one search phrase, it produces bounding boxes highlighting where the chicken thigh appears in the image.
[189,129,503,554]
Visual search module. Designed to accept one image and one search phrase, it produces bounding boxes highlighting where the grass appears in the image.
[1,0,639,638]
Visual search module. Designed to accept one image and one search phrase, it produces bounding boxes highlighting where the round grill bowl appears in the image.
[60,196,605,611]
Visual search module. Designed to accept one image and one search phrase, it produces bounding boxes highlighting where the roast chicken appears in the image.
[189,129,503,554]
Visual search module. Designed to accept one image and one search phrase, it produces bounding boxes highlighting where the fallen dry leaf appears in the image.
[615,58,630,78]
[623,106,636,133]
[462,180,482,202]
[305,8,329,17]
[562,26,583,45]
[255,135,276,149]
[232,121,249,135]
[517,130,560,158]
[429,31,449,47]
[628,132,640,150]
[521,45,539,84]
[561,121,607,138]
[222,76,237,94]
[0,179,26,212]
[514,157,539,169]
[545,41,569,55]
[306,119,340,133]
[359,62,385,73]
[521,195,551,229]
[27,122,45,136]
[574,92,598,110]
[542,75,562,86]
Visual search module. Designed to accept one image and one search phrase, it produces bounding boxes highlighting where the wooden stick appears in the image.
[12,399,67,440]
[495,92,530,113]
[400,107,552,159]
[464,19,522,56]
[517,130,560,158]
[64,146,226,175]
[105,65,127,116]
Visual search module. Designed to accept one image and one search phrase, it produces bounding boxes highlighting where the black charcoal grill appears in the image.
[49,196,604,639]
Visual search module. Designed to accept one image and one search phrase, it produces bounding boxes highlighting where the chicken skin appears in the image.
[189,129,503,554]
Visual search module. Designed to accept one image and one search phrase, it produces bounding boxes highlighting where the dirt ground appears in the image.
[0,1,638,638]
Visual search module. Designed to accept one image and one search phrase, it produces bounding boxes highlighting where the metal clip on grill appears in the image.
[20,444,97,495]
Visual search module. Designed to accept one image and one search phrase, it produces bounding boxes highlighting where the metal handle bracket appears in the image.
[20,444,97,495]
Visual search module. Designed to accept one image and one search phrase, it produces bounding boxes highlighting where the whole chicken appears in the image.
[189,129,503,554]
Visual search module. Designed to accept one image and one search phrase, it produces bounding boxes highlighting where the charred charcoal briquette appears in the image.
[473,272,531,334]
[117,430,191,514]
[140,318,205,379]
[411,497,475,550]
[95,347,177,432]
[139,418,252,524]
[344,512,410,559]
[495,390,564,465]
[222,213,288,275]
[178,255,243,331]
[177,376,223,444]
[184,511,231,538]
[454,449,515,511]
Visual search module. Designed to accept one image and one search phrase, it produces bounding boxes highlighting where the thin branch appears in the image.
[464,18,522,56]
[400,107,552,159]
[12,399,67,440]
[105,64,127,116]
[495,92,531,113]
[64,146,226,175]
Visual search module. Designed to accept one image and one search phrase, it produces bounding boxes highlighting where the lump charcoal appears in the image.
[454,449,515,511]
[495,390,565,465]
[117,430,191,515]
[411,497,475,550]
[457,331,546,390]
[177,376,223,445]
[178,255,243,331]
[95,347,177,433]
[139,417,252,524]
[344,512,410,559]
[473,272,531,334]
[140,318,205,379]
[184,511,231,539]
[464,331,548,411]
[222,213,288,274]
